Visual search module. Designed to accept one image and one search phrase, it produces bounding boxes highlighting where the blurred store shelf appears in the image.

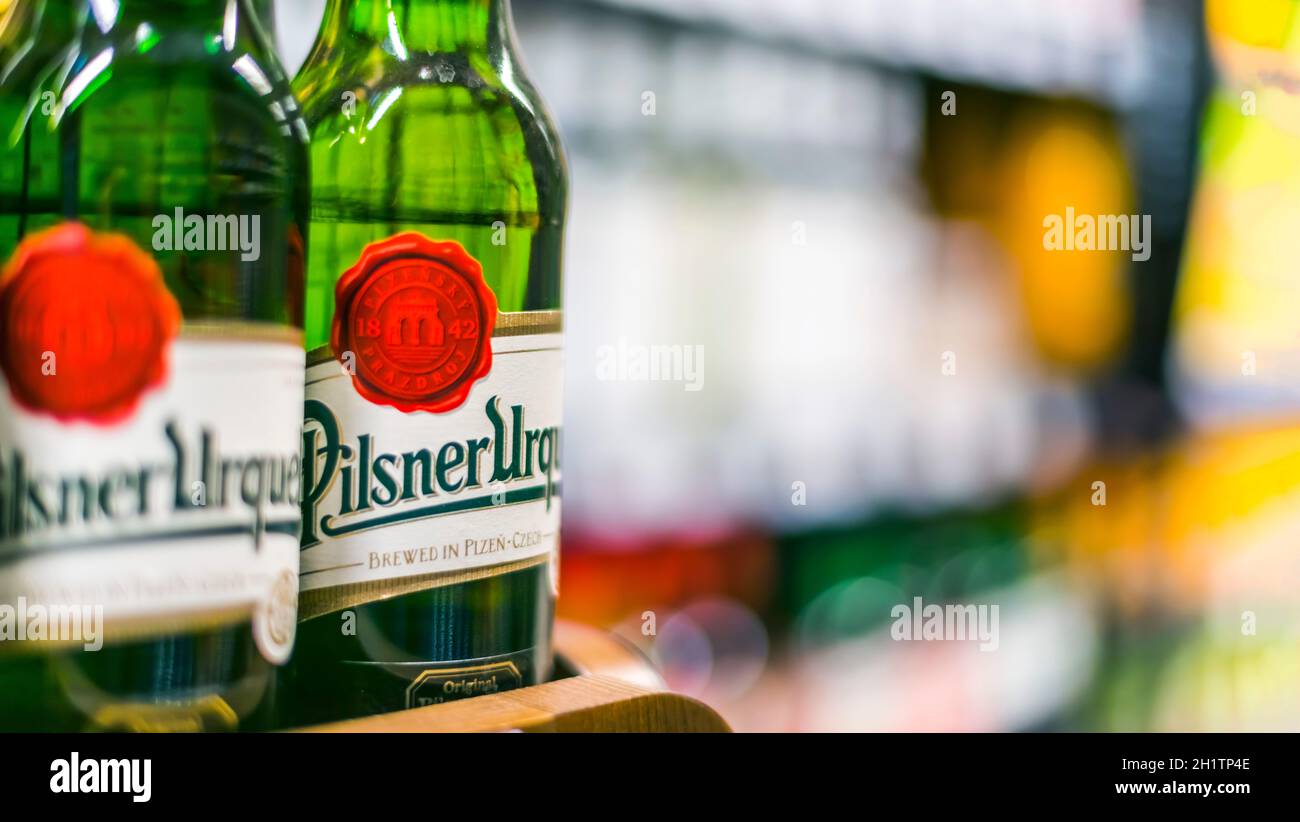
[553,0,1147,104]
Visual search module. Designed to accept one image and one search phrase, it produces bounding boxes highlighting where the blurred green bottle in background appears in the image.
[0,0,307,731]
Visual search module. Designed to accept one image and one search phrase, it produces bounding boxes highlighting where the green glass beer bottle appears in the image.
[0,0,307,731]
[288,0,566,723]
[0,0,82,244]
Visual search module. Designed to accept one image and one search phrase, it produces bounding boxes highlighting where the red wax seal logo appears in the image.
[332,233,497,414]
[0,223,180,424]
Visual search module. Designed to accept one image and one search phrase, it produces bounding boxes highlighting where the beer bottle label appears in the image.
[300,233,562,620]
[0,224,303,664]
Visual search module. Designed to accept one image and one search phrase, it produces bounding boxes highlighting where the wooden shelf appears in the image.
[297,621,732,733]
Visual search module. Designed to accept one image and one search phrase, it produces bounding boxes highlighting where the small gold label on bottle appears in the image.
[405,661,523,708]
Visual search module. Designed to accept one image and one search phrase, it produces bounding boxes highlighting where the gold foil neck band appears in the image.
[493,309,563,337]
[180,321,304,345]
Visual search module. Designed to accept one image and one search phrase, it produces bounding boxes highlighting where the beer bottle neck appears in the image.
[251,0,277,38]
[323,0,503,56]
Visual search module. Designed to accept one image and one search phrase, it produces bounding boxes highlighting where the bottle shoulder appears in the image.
[296,44,562,159]
[14,26,305,144]
[295,46,566,218]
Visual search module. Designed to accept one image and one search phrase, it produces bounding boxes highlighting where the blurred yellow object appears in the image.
[1153,628,1300,731]
[1170,88,1300,422]
[1171,0,1300,424]
[1206,0,1296,50]
[87,695,240,733]
[1161,423,1300,608]
[994,106,1132,373]
[1205,0,1300,136]
[1036,457,1162,618]
[1041,422,1300,616]
[0,0,19,44]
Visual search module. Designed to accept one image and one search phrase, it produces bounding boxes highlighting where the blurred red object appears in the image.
[558,528,777,628]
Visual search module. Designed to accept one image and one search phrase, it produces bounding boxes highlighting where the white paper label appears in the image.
[0,337,304,663]
[301,331,562,602]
